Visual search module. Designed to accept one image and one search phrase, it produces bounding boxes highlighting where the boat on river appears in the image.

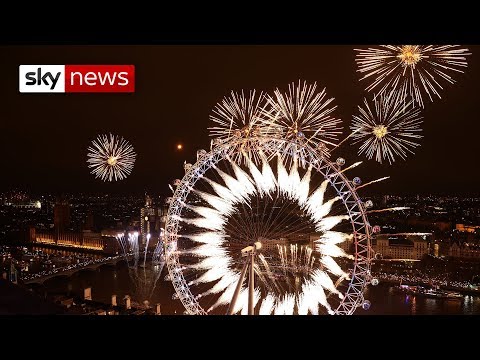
[394,284,463,300]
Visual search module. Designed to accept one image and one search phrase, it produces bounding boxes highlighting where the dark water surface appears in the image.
[33,263,480,315]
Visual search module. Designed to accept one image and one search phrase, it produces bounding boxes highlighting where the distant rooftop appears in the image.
[0,279,64,315]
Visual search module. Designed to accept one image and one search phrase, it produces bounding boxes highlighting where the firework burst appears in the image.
[350,91,423,164]
[87,133,136,182]
[209,90,274,163]
[262,80,343,156]
[208,90,270,141]
[355,45,470,107]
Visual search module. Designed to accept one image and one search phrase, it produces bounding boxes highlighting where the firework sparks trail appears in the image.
[181,232,226,245]
[203,177,239,204]
[355,176,390,190]
[183,243,227,258]
[213,167,253,203]
[317,215,349,232]
[208,281,239,312]
[189,262,232,286]
[297,165,312,206]
[153,229,165,265]
[355,45,471,107]
[246,155,268,197]
[277,245,287,275]
[316,243,353,259]
[305,278,335,315]
[199,271,239,298]
[308,197,341,223]
[116,233,128,259]
[287,158,301,200]
[386,232,432,236]
[253,263,272,292]
[350,91,423,164]
[258,253,281,293]
[330,161,362,176]
[304,180,329,216]
[296,292,310,315]
[259,293,276,315]
[128,232,140,268]
[175,214,225,231]
[312,270,344,299]
[87,133,136,182]
[192,190,235,216]
[368,207,410,214]
[189,255,231,272]
[297,279,333,315]
[144,233,151,268]
[321,256,349,278]
[261,154,278,192]
[275,244,317,276]
[317,231,354,245]
[277,154,290,198]
[274,293,296,315]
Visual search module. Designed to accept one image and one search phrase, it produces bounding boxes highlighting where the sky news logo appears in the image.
[19,65,135,93]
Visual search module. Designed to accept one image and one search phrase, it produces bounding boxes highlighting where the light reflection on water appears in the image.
[363,284,480,315]
[32,263,480,315]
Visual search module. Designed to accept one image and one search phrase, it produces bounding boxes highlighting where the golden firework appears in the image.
[397,45,422,66]
[372,125,388,139]
[350,91,423,164]
[107,156,118,166]
[355,45,470,107]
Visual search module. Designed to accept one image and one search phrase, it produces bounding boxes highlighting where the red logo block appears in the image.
[65,65,135,93]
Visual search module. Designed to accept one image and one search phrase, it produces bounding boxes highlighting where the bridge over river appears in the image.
[23,256,130,285]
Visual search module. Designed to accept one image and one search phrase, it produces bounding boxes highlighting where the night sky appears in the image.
[1,45,479,196]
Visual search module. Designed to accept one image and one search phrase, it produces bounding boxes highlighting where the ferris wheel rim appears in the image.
[164,135,372,315]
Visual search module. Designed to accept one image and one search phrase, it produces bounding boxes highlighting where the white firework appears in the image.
[209,90,267,141]
[262,80,343,155]
[208,90,276,164]
[87,133,136,182]
[173,154,355,315]
[355,45,471,107]
[350,91,423,164]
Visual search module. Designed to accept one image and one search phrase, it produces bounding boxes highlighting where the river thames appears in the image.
[29,262,480,315]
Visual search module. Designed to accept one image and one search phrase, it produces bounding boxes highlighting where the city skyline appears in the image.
[1,45,479,196]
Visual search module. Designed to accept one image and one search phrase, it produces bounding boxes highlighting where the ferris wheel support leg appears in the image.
[248,251,255,315]
[227,259,249,315]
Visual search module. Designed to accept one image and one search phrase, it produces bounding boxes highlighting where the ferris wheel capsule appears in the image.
[362,300,371,310]
[365,200,373,208]
[371,278,379,286]
[165,197,173,204]
[173,179,181,186]
[336,157,345,166]
[196,149,207,160]
[212,138,223,146]
[353,177,362,185]
[184,163,192,172]
[372,225,381,233]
